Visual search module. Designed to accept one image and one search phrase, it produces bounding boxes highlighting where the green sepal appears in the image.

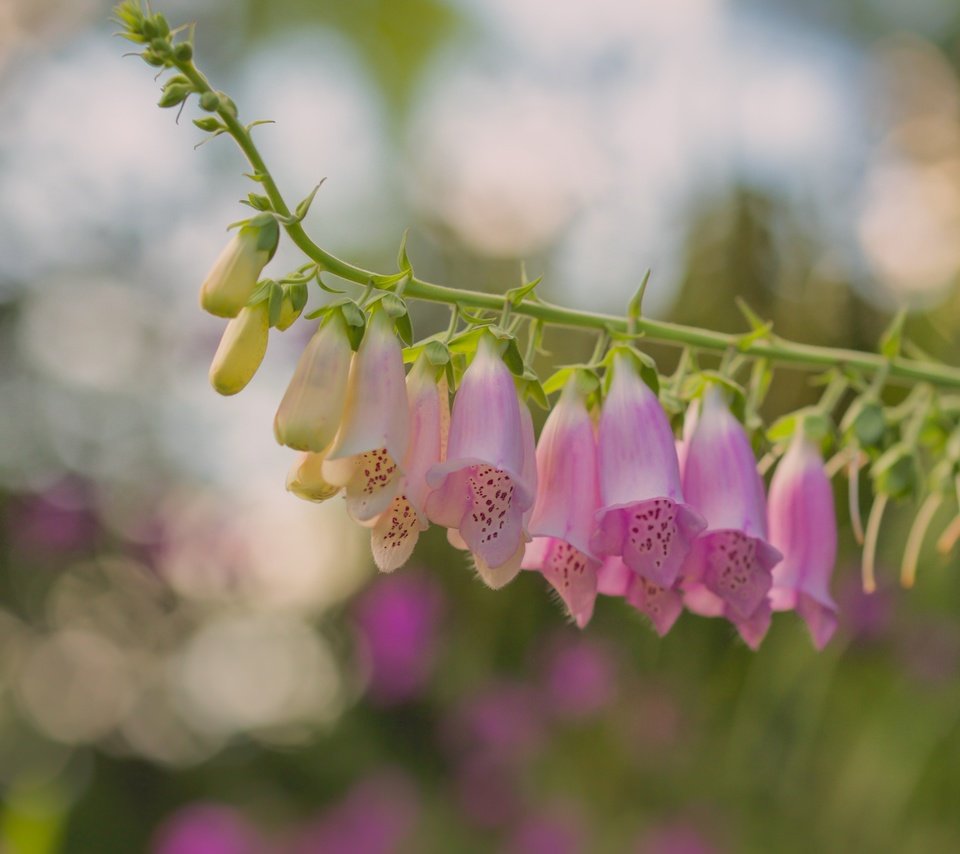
[522,373,550,410]
[267,282,284,327]
[627,270,652,324]
[424,340,451,367]
[246,279,275,307]
[684,371,747,423]
[243,193,272,212]
[604,345,660,396]
[500,337,525,376]
[193,117,223,132]
[842,399,887,449]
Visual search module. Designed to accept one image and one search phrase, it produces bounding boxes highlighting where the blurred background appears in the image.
[2,0,960,851]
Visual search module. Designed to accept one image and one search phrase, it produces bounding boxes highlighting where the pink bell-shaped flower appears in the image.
[322,308,410,523]
[425,333,536,589]
[680,385,782,628]
[371,356,450,572]
[591,351,705,588]
[767,430,839,650]
[521,374,601,628]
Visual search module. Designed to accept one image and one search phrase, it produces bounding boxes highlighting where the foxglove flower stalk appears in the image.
[680,386,781,644]
[274,311,353,452]
[371,357,449,572]
[768,431,839,649]
[199,216,279,318]
[208,301,270,396]
[591,351,706,588]
[425,334,536,589]
[521,374,601,628]
[322,309,410,522]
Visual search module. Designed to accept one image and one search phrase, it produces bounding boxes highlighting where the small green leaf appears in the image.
[879,308,907,359]
[627,270,652,322]
[506,275,543,308]
[294,181,324,221]
[397,229,412,273]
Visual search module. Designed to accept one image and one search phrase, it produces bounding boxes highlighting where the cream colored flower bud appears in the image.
[274,312,352,452]
[200,218,279,318]
[208,301,270,396]
[286,451,340,502]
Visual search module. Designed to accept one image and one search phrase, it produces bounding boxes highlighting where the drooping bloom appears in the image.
[371,356,449,572]
[322,309,410,523]
[591,351,706,588]
[767,431,839,649]
[208,300,270,396]
[199,216,279,318]
[286,451,340,502]
[521,374,601,628]
[425,333,536,589]
[274,310,353,453]
[680,385,781,647]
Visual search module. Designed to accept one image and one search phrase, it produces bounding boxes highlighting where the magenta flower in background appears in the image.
[591,351,705,589]
[322,308,410,522]
[521,374,601,627]
[426,333,536,588]
[446,682,544,760]
[637,822,720,854]
[151,804,262,854]
[288,772,419,854]
[354,573,444,705]
[506,807,586,854]
[680,386,781,648]
[767,431,839,650]
[371,357,449,572]
[540,634,617,720]
[7,480,99,556]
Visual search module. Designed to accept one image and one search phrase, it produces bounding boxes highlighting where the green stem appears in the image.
[174,56,960,391]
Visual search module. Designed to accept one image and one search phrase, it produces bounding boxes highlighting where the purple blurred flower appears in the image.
[836,574,895,642]
[506,808,586,854]
[151,804,262,854]
[454,751,524,829]
[638,823,719,854]
[447,682,544,759]
[7,480,98,556]
[354,573,444,705]
[288,772,419,854]
[541,635,617,720]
